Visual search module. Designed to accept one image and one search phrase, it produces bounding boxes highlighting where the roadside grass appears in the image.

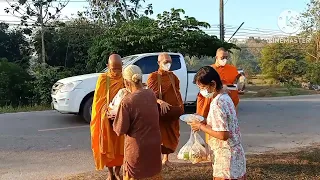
[0,105,51,114]
[241,76,320,98]
[65,146,320,180]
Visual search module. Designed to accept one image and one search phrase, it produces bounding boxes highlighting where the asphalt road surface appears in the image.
[1,95,320,180]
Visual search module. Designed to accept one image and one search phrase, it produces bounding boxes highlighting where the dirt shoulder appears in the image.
[64,145,320,180]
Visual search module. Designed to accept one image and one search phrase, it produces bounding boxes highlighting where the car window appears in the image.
[134,55,182,74]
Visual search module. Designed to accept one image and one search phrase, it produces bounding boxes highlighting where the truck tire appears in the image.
[82,96,93,123]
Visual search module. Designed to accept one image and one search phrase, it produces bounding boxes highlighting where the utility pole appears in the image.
[219,0,225,41]
[39,0,46,64]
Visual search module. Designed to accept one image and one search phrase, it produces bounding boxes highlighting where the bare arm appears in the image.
[200,124,229,141]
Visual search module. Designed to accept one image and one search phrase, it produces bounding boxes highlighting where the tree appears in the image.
[88,8,237,72]
[33,19,104,75]
[260,43,306,80]
[5,0,70,64]
[0,58,33,106]
[305,62,320,84]
[301,0,320,62]
[276,59,301,82]
[81,0,153,26]
[0,23,31,69]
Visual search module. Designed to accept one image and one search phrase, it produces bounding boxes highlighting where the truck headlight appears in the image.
[60,81,82,93]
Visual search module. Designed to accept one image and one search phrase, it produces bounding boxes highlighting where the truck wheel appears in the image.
[82,96,93,123]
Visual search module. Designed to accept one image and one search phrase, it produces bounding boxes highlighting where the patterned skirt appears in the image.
[213,174,247,180]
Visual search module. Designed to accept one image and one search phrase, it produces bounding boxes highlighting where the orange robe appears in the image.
[147,70,184,154]
[212,64,240,107]
[90,72,125,170]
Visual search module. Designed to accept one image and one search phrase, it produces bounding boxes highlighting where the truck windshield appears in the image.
[101,55,138,72]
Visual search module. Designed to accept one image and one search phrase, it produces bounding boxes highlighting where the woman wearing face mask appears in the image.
[188,66,246,180]
[113,65,162,180]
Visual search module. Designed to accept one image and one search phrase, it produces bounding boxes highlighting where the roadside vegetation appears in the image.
[0,105,50,114]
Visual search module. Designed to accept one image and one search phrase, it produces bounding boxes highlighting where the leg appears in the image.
[162,154,169,165]
[114,166,121,180]
[162,154,174,168]
[107,167,114,180]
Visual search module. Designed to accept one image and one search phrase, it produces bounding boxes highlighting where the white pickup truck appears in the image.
[51,52,199,123]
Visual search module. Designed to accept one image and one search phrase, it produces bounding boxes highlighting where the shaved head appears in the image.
[158,52,172,63]
[108,54,122,77]
[158,52,173,71]
[108,54,122,67]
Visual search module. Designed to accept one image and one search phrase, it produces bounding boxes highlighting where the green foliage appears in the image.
[230,37,267,76]
[81,0,153,26]
[33,19,104,74]
[305,62,320,84]
[259,43,306,81]
[88,8,237,72]
[300,0,320,32]
[0,23,31,69]
[276,59,300,82]
[185,56,214,71]
[0,58,33,106]
[31,64,73,105]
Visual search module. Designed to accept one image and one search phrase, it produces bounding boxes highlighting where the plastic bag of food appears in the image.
[189,132,208,164]
[177,130,195,160]
[108,88,129,116]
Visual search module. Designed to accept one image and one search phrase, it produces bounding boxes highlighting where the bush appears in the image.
[31,64,73,105]
[0,58,33,106]
[305,62,320,85]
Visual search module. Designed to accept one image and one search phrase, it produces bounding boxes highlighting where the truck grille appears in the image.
[51,82,63,95]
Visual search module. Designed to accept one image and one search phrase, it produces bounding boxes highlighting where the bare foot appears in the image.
[114,166,121,180]
[162,160,174,169]
[107,167,115,180]
[106,174,115,180]
[114,174,121,180]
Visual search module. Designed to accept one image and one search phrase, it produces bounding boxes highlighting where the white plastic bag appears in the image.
[189,132,208,164]
[177,130,195,160]
[108,88,129,116]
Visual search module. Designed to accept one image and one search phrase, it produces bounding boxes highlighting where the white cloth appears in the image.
[108,88,129,116]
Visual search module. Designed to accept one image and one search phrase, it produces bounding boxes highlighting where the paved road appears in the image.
[0,95,320,180]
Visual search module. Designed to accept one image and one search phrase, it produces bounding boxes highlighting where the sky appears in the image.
[0,0,312,40]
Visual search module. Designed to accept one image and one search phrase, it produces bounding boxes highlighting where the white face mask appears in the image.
[218,59,227,66]
[200,89,214,98]
[162,63,171,71]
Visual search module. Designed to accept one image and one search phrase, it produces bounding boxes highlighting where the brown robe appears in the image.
[113,89,162,179]
[147,69,184,154]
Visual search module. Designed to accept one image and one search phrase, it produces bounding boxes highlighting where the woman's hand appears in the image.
[107,112,116,120]
[157,99,171,115]
[187,120,202,132]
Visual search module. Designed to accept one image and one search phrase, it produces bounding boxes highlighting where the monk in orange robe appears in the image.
[147,52,184,167]
[90,54,125,180]
[197,47,241,143]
